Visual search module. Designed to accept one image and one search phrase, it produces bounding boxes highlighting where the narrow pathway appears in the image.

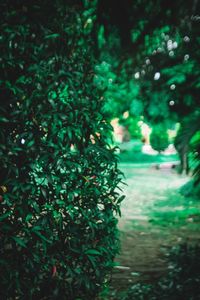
[111,164,200,292]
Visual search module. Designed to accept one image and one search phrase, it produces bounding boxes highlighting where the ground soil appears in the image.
[110,164,200,294]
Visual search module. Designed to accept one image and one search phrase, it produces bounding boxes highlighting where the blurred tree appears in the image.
[150,124,169,153]
[190,130,200,187]
[174,112,200,174]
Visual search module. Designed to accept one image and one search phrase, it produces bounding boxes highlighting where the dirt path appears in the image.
[111,164,200,293]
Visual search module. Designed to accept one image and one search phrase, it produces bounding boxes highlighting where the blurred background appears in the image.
[94,1,200,298]
[94,0,200,183]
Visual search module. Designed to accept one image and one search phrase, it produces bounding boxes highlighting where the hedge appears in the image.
[0,1,123,299]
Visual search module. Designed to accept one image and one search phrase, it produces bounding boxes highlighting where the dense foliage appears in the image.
[0,1,123,299]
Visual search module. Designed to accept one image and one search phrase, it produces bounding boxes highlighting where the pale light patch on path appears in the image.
[118,163,188,228]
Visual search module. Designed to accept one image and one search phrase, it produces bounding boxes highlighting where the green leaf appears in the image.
[0,117,9,123]
[26,140,35,148]
[45,33,60,39]
[117,195,126,203]
[32,230,51,243]
[0,212,11,221]
[41,187,47,198]
[12,236,27,248]
[25,213,33,222]
[16,75,26,84]
[85,249,101,256]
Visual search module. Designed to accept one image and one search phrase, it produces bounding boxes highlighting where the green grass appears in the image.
[118,151,179,164]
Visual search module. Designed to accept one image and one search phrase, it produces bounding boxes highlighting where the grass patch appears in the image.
[118,151,179,164]
[149,190,200,228]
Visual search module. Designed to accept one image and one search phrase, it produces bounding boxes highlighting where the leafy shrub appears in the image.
[180,179,200,198]
[0,1,123,299]
[119,117,142,140]
[150,125,169,153]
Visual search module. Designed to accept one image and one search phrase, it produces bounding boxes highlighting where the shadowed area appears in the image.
[111,164,200,293]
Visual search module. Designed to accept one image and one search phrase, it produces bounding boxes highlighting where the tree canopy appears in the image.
[96,0,200,124]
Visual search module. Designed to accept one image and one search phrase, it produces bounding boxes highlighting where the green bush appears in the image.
[0,1,123,299]
[150,125,169,153]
